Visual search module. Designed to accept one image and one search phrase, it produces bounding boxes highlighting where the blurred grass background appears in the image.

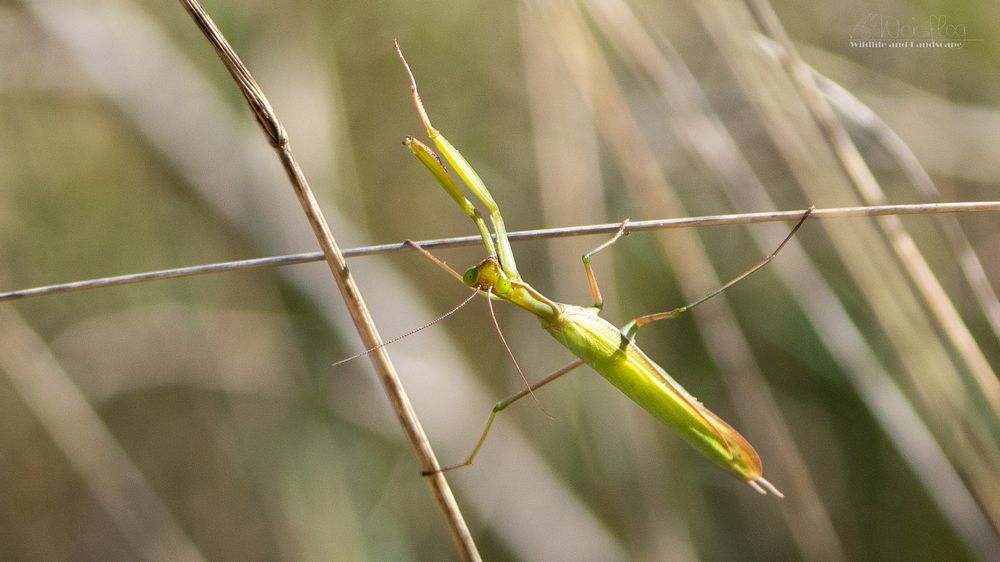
[2,0,1000,560]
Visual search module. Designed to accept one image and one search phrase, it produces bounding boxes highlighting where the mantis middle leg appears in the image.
[620,208,814,341]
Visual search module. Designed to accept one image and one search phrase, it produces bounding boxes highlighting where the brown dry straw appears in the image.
[175,1,479,559]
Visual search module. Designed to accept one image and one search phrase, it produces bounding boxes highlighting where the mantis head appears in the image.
[463,257,512,297]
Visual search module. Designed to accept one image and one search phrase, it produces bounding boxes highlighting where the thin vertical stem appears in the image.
[175,2,479,559]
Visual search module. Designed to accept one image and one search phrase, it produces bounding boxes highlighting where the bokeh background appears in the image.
[2,0,1000,560]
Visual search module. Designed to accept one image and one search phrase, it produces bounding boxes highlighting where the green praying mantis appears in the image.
[391,42,812,497]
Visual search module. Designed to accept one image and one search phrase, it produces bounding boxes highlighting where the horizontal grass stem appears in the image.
[3,202,999,304]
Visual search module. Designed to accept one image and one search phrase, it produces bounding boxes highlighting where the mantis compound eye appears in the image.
[462,267,479,287]
[494,275,512,296]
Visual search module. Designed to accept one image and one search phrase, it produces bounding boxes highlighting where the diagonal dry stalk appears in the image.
[581,1,998,555]
[174,1,479,559]
[748,34,1000,349]
[699,0,1000,544]
[578,0,1000,554]
[18,2,626,553]
[743,0,1000,419]
[6,1,1000,557]
[0,307,206,561]
[797,55,1000,346]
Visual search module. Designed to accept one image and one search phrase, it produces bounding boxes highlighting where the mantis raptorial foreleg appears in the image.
[403,141,497,259]
[396,41,519,278]
[619,207,814,342]
[423,359,586,475]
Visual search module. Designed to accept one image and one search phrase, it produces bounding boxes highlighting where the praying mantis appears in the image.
[393,42,811,497]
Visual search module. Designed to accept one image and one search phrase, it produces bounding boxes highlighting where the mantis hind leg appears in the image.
[582,220,630,310]
[422,359,584,475]
[620,207,814,342]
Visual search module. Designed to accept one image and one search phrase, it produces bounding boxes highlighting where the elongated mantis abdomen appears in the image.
[544,304,763,481]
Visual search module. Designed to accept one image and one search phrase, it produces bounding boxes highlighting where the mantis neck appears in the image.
[503,282,562,323]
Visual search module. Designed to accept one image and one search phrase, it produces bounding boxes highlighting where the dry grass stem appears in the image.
[744,0,1000,419]
[6,1,999,558]
[175,1,479,559]
[701,0,1000,545]
[2,202,996,304]
[0,308,205,561]
[797,55,1000,344]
